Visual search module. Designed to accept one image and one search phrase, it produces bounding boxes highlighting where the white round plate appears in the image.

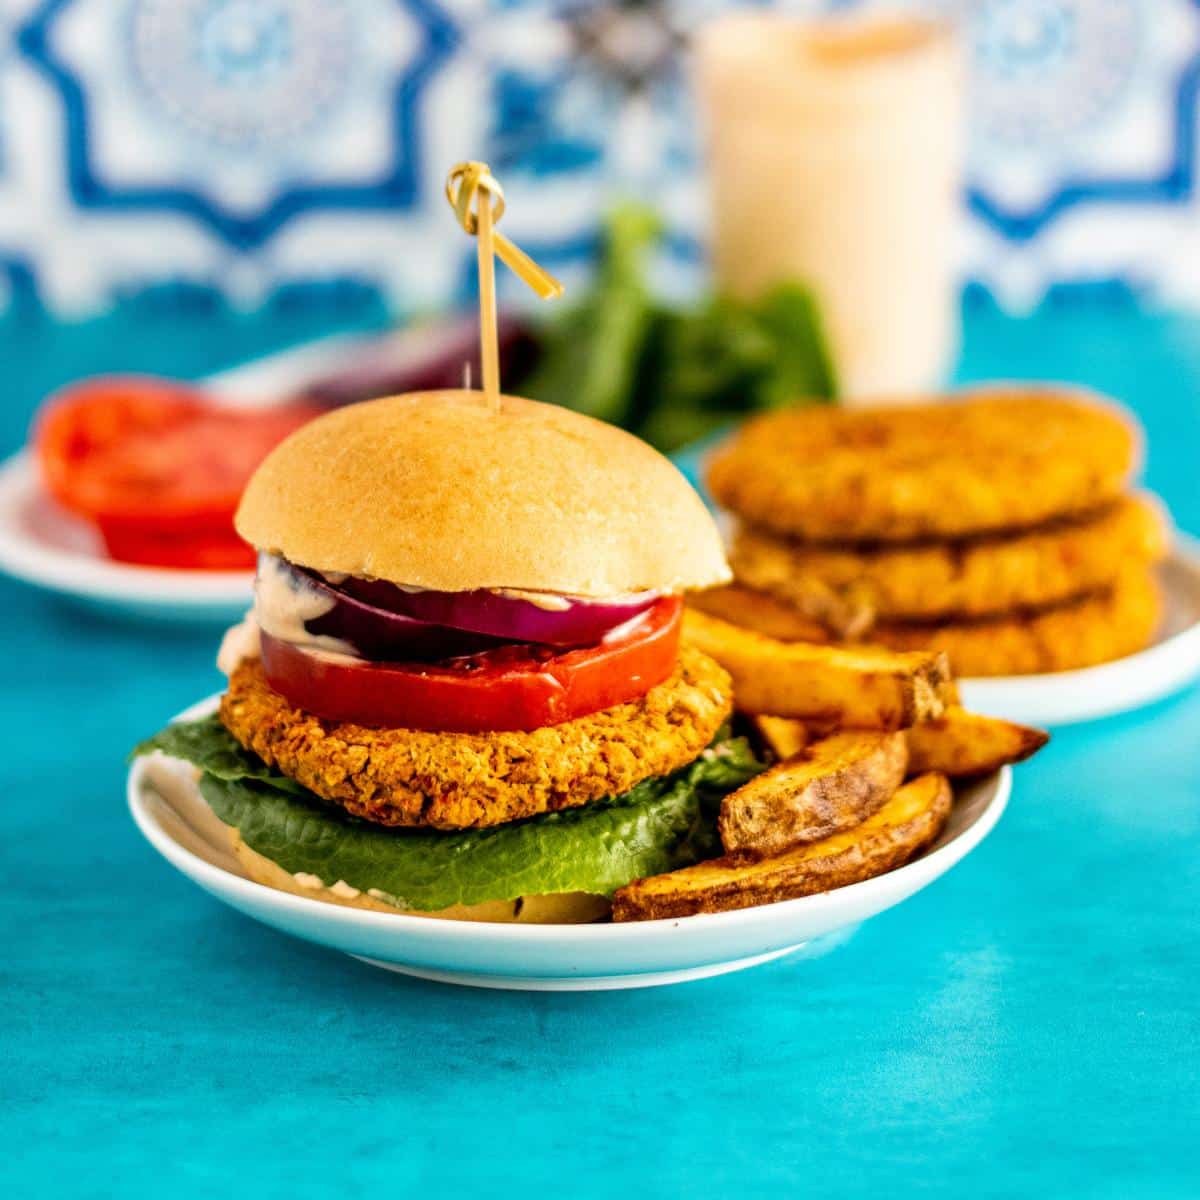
[0,452,252,622]
[128,697,1011,991]
[959,538,1200,727]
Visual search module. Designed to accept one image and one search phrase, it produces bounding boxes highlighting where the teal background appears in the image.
[3,291,1198,1197]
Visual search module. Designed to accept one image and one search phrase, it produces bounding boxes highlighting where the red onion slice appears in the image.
[334,575,660,648]
[276,562,508,662]
[265,555,662,662]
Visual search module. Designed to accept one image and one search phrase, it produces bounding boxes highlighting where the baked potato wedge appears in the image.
[691,583,834,644]
[612,772,953,921]
[684,608,950,730]
[747,715,809,761]
[719,730,908,856]
[906,708,1048,778]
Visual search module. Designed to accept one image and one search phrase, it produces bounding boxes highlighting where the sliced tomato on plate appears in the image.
[33,376,319,569]
[95,523,257,571]
[260,597,684,732]
[36,377,204,520]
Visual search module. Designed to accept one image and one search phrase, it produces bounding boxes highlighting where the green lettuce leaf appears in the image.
[135,716,763,911]
[132,713,307,794]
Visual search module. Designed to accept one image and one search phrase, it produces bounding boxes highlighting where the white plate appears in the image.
[128,696,1011,991]
[959,538,1200,726]
[0,452,253,622]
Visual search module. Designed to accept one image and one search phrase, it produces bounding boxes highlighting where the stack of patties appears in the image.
[137,392,764,923]
[700,388,1169,676]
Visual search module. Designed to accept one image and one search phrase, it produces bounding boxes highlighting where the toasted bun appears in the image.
[229,830,611,924]
[236,391,730,596]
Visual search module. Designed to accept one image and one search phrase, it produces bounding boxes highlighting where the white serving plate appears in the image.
[129,696,1011,991]
[959,538,1200,726]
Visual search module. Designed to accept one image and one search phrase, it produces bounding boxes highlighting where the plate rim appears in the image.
[128,693,1011,941]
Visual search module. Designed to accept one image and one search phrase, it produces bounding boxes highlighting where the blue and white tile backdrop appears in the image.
[1,0,1199,316]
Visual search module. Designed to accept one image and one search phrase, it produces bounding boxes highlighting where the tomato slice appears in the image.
[33,376,320,568]
[260,597,684,732]
[96,523,257,571]
[36,377,205,519]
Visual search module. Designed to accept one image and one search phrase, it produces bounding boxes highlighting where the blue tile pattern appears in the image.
[2,0,1200,312]
[17,0,459,247]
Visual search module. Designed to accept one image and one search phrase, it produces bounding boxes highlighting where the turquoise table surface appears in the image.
[3,292,1198,1197]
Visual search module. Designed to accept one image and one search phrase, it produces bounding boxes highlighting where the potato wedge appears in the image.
[691,583,833,643]
[747,715,810,761]
[906,708,1048,778]
[719,731,908,856]
[684,608,950,729]
[612,772,953,921]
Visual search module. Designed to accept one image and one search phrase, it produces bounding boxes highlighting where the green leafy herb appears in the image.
[134,716,763,911]
[521,204,661,428]
[523,204,837,451]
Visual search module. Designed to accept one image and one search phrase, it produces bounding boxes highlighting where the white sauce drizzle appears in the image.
[216,612,261,676]
[496,587,662,610]
[290,872,362,899]
[494,588,573,611]
[254,553,361,661]
[364,574,657,611]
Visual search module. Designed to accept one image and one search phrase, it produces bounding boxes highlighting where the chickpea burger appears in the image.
[135,391,762,923]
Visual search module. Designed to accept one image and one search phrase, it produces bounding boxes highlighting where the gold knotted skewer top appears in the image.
[446,162,564,411]
[446,163,564,301]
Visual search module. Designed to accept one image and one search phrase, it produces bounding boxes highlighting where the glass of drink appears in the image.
[695,13,963,400]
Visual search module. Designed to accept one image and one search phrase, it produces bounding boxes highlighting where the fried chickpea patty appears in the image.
[219,645,732,831]
[730,494,1168,624]
[864,568,1162,677]
[708,389,1139,543]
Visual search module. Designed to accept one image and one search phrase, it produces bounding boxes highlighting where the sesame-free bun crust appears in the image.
[236,391,730,595]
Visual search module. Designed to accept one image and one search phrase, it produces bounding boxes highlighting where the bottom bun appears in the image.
[228,828,611,924]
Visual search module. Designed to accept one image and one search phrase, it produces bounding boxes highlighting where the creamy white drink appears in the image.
[695,14,963,400]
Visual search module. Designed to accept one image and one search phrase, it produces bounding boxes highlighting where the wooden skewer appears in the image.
[445,161,562,411]
[475,184,500,411]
